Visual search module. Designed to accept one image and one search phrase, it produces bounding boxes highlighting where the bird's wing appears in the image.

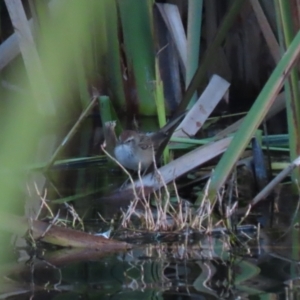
[138,134,153,150]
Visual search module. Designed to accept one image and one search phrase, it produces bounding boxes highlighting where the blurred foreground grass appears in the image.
[0,0,100,262]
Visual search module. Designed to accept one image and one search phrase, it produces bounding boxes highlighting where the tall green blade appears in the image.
[118,0,156,115]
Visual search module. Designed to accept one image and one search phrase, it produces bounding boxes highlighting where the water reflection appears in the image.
[3,232,299,299]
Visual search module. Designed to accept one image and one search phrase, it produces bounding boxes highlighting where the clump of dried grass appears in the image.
[101,143,220,233]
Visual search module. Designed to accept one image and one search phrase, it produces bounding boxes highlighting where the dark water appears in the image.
[2,229,300,299]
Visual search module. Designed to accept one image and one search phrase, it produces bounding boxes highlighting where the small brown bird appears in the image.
[104,113,185,171]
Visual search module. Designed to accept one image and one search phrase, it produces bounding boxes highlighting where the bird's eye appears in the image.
[125,138,133,144]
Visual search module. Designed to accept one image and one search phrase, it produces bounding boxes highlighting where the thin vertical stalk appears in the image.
[154,57,169,164]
